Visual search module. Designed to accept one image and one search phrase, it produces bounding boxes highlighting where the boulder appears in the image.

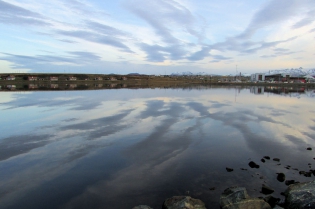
[220,187,271,209]
[263,156,270,160]
[132,206,153,209]
[284,180,315,209]
[261,184,274,195]
[248,161,260,169]
[276,173,285,182]
[273,158,280,162]
[226,167,234,172]
[162,196,206,209]
[264,195,280,208]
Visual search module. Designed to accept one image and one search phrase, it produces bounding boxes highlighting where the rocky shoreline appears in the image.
[133,180,315,209]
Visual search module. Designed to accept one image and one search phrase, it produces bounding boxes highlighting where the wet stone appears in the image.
[133,206,153,209]
[249,161,260,169]
[284,180,315,209]
[261,159,265,163]
[264,195,281,208]
[226,167,234,172]
[263,156,271,160]
[307,147,312,150]
[273,158,280,162]
[285,180,296,186]
[162,196,206,209]
[261,184,274,195]
[277,173,286,182]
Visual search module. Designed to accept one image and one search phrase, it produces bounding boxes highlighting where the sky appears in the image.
[0,0,314,75]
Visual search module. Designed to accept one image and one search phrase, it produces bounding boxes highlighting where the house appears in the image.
[110,76,117,81]
[94,77,103,80]
[122,76,128,80]
[6,75,15,80]
[67,76,77,81]
[28,76,38,81]
[250,73,265,82]
[50,77,58,81]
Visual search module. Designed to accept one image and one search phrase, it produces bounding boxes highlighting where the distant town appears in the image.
[1,72,315,91]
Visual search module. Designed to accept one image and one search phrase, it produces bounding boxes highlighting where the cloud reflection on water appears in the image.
[0,87,315,209]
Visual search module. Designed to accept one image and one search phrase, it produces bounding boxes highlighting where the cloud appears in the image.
[56,30,133,52]
[292,9,315,29]
[0,51,102,69]
[0,0,51,26]
[237,0,314,39]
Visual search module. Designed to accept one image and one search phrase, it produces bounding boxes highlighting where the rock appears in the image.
[220,187,271,209]
[307,147,312,150]
[226,167,234,172]
[162,196,206,209]
[263,156,271,160]
[285,180,295,186]
[209,187,216,191]
[273,206,284,209]
[284,180,315,209]
[264,195,280,208]
[261,184,274,195]
[276,173,285,182]
[248,161,260,169]
[132,206,153,209]
[240,168,247,171]
[273,158,280,162]
[261,159,266,163]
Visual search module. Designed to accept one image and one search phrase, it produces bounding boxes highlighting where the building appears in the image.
[28,76,38,81]
[250,73,265,82]
[67,76,77,81]
[50,77,58,81]
[6,75,15,80]
[265,74,290,82]
[94,77,103,80]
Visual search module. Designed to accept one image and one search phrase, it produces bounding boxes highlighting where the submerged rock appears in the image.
[261,184,274,195]
[261,159,265,163]
[248,161,260,169]
[264,195,280,208]
[273,158,280,162]
[263,156,270,160]
[285,180,296,186]
[220,187,271,209]
[277,173,286,182]
[284,180,315,209]
[226,167,234,172]
[307,147,312,150]
[162,196,206,209]
[132,206,153,209]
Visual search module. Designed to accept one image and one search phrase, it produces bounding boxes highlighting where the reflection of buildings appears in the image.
[28,84,38,89]
[264,86,305,95]
[50,84,59,89]
[250,86,264,94]
[94,84,103,88]
[265,74,306,83]
[7,85,16,90]
[66,84,77,89]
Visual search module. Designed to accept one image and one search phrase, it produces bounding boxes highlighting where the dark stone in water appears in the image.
[209,187,216,191]
[263,156,270,160]
[285,180,295,186]
[261,184,275,195]
[307,147,312,150]
[162,196,206,209]
[261,158,266,163]
[249,161,260,169]
[264,195,281,208]
[133,206,153,209]
[226,167,234,172]
[304,171,312,177]
[240,168,247,171]
[277,173,286,182]
[273,158,280,162]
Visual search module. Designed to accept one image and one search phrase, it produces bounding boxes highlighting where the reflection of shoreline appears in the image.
[1,83,315,92]
[250,86,313,96]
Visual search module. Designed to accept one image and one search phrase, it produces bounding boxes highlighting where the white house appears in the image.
[251,73,265,82]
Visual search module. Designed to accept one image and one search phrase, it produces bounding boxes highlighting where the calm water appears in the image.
[0,86,315,209]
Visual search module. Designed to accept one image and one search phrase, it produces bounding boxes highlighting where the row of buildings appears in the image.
[0,75,128,81]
